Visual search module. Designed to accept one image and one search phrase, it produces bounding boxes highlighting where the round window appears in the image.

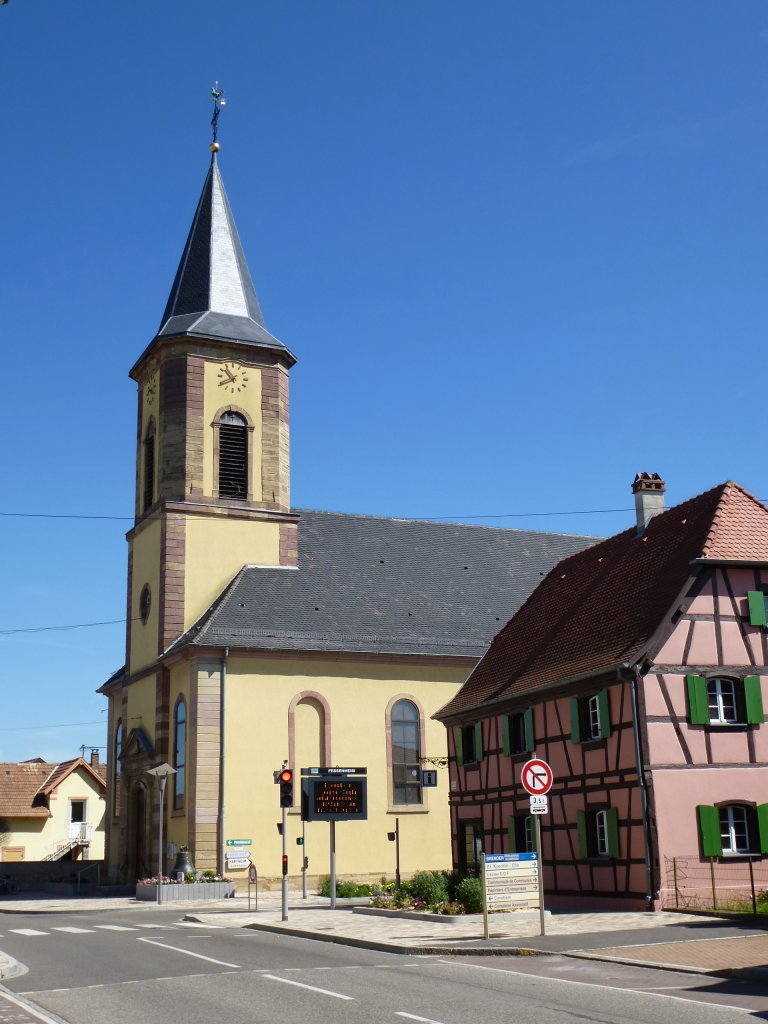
[139,584,151,624]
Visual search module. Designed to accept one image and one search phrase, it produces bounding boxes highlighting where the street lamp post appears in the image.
[147,763,176,906]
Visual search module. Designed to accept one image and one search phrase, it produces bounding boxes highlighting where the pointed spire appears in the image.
[155,154,292,358]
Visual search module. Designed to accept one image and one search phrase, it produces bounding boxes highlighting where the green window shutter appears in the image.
[502,716,511,756]
[474,721,484,761]
[507,815,517,853]
[598,689,612,739]
[523,708,535,752]
[606,808,620,858]
[454,726,464,767]
[686,675,709,725]
[571,698,581,744]
[744,676,765,725]
[756,804,768,855]
[576,811,588,859]
[748,591,767,628]
[697,805,723,857]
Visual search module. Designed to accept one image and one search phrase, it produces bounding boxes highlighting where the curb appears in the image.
[0,953,28,981]
[229,919,768,979]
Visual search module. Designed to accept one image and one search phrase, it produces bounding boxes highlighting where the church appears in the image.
[99,137,595,887]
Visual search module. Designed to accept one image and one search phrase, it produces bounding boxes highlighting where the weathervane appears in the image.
[210,82,226,152]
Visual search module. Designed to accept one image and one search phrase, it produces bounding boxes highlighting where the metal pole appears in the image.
[281,805,288,922]
[395,817,401,890]
[481,853,489,940]
[749,858,757,915]
[330,820,337,909]
[302,819,307,900]
[157,777,166,906]
[710,857,717,911]
[535,814,546,936]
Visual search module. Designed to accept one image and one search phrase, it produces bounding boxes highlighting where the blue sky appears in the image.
[2,1,768,762]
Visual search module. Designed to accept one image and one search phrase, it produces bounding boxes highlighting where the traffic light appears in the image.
[278,768,293,807]
[296,836,304,845]
[282,854,288,876]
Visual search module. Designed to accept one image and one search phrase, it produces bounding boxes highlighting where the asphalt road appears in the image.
[0,908,766,1024]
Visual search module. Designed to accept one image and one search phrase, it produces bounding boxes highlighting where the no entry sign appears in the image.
[520,758,553,796]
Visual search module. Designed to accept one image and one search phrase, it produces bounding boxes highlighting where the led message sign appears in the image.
[302,777,368,821]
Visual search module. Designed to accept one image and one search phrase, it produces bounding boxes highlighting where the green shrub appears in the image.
[201,870,217,880]
[455,876,484,914]
[318,876,372,898]
[408,871,448,905]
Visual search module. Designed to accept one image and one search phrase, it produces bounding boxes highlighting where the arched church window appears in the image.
[113,720,123,818]
[143,420,156,513]
[218,411,248,499]
[174,699,186,810]
[391,699,422,806]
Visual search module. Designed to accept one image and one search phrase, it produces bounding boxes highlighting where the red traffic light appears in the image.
[281,854,288,876]
[279,769,293,783]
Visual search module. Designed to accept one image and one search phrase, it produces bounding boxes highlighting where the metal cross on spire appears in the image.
[210,82,227,151]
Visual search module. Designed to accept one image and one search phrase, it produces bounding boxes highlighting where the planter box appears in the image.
[135,882,235,903]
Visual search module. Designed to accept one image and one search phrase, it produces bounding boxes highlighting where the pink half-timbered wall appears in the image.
[449,680,648,907]
[448,563,768,909]
[644,566,768,906]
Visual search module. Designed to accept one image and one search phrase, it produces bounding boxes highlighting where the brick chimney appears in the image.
[90,749,100,770]
[632,473,665,535]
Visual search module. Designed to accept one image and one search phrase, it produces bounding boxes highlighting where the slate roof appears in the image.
[0,758,107,820]
[436,481,768,720]
[133,155,294,369]
[166,509,597,659]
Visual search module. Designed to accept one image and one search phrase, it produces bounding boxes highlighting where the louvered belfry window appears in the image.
[218,411,248,499]
[143,421,155,513]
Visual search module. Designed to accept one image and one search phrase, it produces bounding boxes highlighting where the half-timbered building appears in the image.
[435,475,768,910]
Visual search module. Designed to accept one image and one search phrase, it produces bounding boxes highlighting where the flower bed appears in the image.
[136,874,235,903]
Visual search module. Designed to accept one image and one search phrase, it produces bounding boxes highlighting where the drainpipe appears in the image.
[628,665,654,908]
[219,648,228,879]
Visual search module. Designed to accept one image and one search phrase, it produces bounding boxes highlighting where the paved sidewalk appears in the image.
[1,891,767,981]
[187,893,768,979]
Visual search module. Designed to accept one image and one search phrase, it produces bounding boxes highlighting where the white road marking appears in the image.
[52,926,95,934]
[177,921,222,928]
[95,924,138,931]
[10,928,49,936]
[0,988,64,1022]
[262,975,354,1000]
[134,923,178,929]
[438,961,754,1013]
[136,937,240,968]
[396,1014,446,1023]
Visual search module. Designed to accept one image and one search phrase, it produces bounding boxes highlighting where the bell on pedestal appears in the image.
[171,845,195,877]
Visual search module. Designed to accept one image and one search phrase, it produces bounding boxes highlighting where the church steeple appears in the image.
[154,154,293,359]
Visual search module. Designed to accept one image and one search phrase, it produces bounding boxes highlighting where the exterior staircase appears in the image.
[42,823,93,861]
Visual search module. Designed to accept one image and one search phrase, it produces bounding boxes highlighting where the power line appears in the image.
[0,505,638,523]
[0,618,129,636]
[0,720,105,732]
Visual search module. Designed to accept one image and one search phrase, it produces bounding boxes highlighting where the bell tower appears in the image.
[125,146,298,677]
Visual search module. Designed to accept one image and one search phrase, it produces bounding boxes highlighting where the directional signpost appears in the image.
[481,852,540,940]
[520,757,553,936]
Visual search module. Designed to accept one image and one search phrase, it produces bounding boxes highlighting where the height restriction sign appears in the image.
[520,758,553,796]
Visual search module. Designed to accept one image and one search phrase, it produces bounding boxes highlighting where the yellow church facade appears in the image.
[100,146,593,887]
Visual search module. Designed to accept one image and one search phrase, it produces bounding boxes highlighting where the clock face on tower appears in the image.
[217,362,249,394]
[145,372,158,406]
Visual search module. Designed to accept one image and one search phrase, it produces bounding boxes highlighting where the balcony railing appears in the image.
[67,822,93,844]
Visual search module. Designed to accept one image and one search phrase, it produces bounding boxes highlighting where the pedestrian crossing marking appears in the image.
[10,928,48,936]
[94,925,138,931]
[134,923,178,929]
[52,927,95,934]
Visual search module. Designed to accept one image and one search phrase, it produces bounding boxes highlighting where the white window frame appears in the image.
[587,695,601,740]
[719,804,751,855]
[594,809,609,857]
[707,678,739,725]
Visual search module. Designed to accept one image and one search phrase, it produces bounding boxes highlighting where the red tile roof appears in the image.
[0,763,55,818]
[436,482,768,720]
[0,758,106,819]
